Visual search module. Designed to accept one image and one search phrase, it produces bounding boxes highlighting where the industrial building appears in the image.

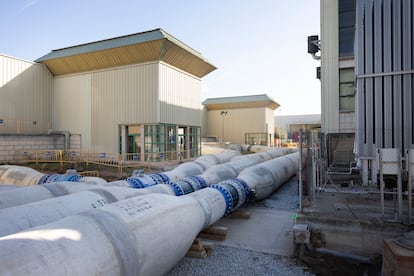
[0,29,216,162]
[310,0,413,185]
[274,114,321,144]
[301,0,413,272]
[202,94,279,146]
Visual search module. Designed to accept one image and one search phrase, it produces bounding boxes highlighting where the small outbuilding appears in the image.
[202,94,279,146]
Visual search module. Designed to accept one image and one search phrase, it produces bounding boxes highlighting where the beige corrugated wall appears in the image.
[158,62,202,126]
[54,74,91,149]
[53,61,202,152]
[0,54,53,132]
[206,108,268,144]
[321,0,340,133]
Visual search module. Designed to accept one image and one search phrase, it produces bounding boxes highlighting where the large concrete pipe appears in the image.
[0,181,102,210]
[0,165,44,186]
[0,185,176,237]
[0,170,251,237]
[0,184,22,191]
[0,151,289,236]
[0,165,84,186]
[228,150,302,200]
[112,149,240,188]
[166,148,295,194]
[0,181,249,276]
[0,150,302,274]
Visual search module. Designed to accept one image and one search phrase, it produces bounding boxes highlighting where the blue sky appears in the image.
[1,0,320,115]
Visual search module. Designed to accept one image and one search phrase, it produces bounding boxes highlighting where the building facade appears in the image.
[0,54,53,134]
[202,94,279,145]
[317,0,414,184]
[1,29,216,162]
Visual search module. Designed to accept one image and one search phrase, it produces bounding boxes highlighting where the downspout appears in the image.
[48,130,71,151]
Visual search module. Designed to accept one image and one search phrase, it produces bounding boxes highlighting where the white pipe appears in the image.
[0,150,300,275]
[0,184,22,191]
[0,188,227,275]
[235,150,303,200]
[0,181,101,210]
[164,149,240,181]
[0,165,45,186]
[0,185,176,237]
[192,148,294,186]
[0,165,87,186]
[112,149,241,188]
[0,150,291,235]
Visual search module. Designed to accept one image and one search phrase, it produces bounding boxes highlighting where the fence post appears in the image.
[299,129,303,213]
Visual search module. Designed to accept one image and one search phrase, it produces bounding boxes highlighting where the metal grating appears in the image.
[355,0,414,159]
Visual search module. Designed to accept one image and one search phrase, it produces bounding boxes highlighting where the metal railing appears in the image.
[15,149,192,174]
[18,150,64,165]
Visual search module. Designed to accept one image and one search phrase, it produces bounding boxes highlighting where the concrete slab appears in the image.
[210,207,295,256]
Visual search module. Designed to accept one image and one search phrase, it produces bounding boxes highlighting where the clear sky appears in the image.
[0,0,321,115]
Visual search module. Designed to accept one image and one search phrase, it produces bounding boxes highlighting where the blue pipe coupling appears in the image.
[211,179,250,216]
[38,173,83,184]
[166,176,207,196]
[126,173,169,188]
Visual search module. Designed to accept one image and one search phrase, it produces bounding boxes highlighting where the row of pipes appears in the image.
[0,145,303,275]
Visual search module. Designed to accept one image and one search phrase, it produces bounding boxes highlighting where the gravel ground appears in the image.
[259,176,300,212]
[166,246,312,276]
[166,177,314,276]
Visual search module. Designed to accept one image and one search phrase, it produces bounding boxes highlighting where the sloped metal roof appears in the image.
[202,94,280,110]
[35,29,216,77]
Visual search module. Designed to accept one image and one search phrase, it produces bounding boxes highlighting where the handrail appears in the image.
[16,149,193,174]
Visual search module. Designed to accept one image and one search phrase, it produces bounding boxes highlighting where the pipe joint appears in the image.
[166,176,207,196]
[126,173,168,188]
[38,173,83,184]
[211,178,251,215]
[182,176,207,190]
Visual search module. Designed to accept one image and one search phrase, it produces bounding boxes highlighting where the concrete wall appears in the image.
[0,134,81,162]
[298,215,409,256]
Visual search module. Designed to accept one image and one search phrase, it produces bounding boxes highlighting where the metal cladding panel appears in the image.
[206,108,266,144]
[265,108,275,137]
[355,0,414,158]
[0,55,53,132]
[90,63,158,152]
[320,0,340,133]
[53,62,158,152]
[53,75,92,149]
[158,62,202,126]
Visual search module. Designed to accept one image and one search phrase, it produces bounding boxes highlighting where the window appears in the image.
[339,68,355,111]
[338,0,356,57]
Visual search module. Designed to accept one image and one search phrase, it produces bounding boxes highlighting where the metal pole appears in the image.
[299,129,303,213]
[222,114,224,142]
[397,151,403,222]
[220,111,227,143]
[408,150,413,225]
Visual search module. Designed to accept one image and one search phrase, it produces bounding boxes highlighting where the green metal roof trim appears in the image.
[202,94,277,105]
[35,28,212,65]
